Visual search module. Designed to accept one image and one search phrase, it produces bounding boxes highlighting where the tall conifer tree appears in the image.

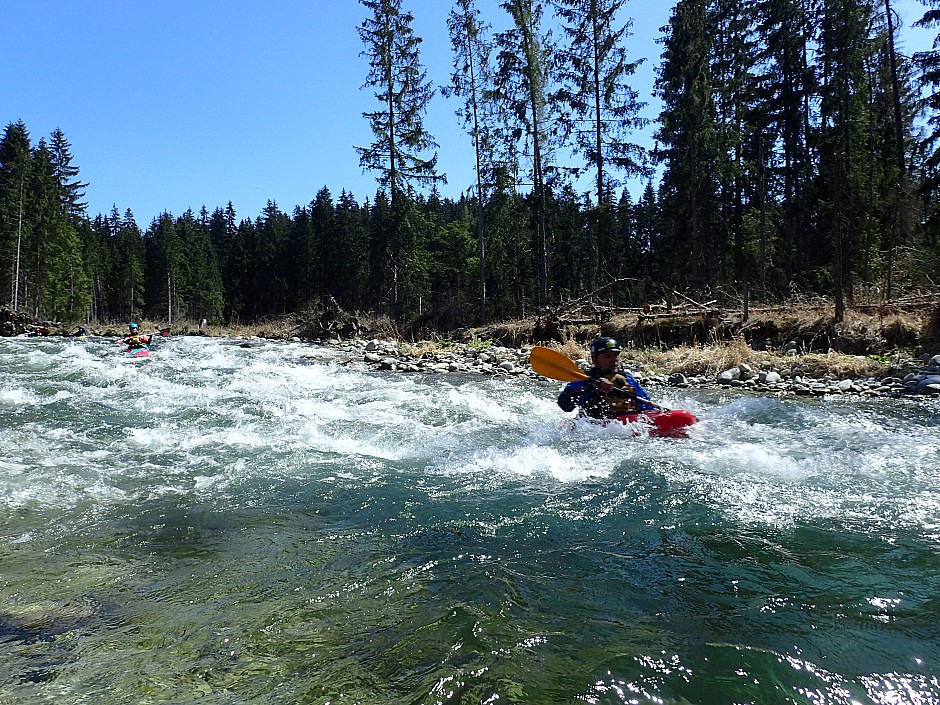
[753,0,816,288]
[109,207,145,321]
[309,187,335,304]
[654,0,720,289]
[0,121,33,310]
[357,0,443,318]
[49,128,87,222]
[446,0,495,322]
[494,0,555,308]
[554,0,648,284]
[334,190,370,311]
[817,0,874,318]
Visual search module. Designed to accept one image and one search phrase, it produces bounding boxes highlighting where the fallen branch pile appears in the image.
[540,282,938,328]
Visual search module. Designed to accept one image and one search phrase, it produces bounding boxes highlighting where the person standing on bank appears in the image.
[557,337,654,419]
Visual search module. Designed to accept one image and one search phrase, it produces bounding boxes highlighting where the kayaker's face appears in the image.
[594,351,619,372]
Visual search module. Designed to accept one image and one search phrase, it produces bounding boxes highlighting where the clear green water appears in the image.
[1,335,938,704]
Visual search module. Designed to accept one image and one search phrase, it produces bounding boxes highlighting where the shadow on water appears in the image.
[0,596,131,687]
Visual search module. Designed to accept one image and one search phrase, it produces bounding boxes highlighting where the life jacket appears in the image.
[582,371,639,418]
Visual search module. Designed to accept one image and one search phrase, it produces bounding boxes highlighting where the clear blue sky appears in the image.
[4,0,933,227]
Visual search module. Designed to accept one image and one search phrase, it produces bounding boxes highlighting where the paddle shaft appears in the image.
[113,328,169,345]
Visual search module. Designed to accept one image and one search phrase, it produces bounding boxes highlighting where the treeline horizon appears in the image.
[2,0,940,330]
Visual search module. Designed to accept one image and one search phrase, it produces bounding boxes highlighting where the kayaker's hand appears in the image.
[593,378,614,393]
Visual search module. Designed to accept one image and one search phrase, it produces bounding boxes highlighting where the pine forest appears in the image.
[2,0,939,331]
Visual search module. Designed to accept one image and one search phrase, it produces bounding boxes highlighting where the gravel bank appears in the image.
[312,338,940,399]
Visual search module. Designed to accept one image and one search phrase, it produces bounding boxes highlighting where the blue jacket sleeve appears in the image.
[622,373,654,410]
[558,380,590,412]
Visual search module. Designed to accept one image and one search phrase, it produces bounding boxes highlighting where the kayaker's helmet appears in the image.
[590,337,620,357]
[128,322,139,331]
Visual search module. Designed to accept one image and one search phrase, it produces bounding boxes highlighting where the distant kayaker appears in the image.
[69,325,87,337]
[557,337,654,418]
[123,322,149,351]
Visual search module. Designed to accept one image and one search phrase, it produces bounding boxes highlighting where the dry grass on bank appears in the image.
[631,340,887,378]
[543,336,888,379]
[533,301,937,379]
[148,298,936,381]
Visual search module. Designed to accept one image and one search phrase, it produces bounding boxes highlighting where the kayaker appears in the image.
[123,322,149,351]
[557,337,654,419]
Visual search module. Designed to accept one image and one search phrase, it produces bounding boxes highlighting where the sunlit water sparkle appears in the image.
[1,335,938,704]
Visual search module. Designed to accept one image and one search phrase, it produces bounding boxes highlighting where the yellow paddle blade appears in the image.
[529,346,589,382]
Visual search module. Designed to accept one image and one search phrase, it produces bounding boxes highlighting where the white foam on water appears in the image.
[688,442,809,479]
[296,420,413,461]
[456,444,589,481]
[1,336,938,545]
[0,387,36,406]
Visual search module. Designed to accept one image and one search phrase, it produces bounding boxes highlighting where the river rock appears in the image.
[342,337,940,400]
[668,373,688,386]
[917,375,940,393]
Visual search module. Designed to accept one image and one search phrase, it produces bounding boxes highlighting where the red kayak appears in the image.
[563,409,697,438]
[611,409,698,438]
[124,346,151,358]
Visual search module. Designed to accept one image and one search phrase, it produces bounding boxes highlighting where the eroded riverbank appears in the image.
[320,337,940,400]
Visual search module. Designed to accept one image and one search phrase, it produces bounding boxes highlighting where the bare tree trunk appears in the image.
[13,180,24,311]
[883,0,907,301]
[833,156,845,323]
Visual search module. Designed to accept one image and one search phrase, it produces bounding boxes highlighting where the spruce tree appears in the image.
[710,0,760,291]
[0,121,33,310]
[553,0,648,284]
[253,201,291,318]
[48,128,87,222]
[816,0,874,318]
[173,209,223,324]
[654,0,720,289]
[634,180,658,281]
[109,207,145,322]
[287,203,316,311]
[357,0,443,318]
[914,2,940,197]
[144,213,185,324]
[483,168,534,318]
[494,0,556,309]
[310,187,335,303]
[550,183,591,298]
[334,190,370,311]
[753,0,816,288]
[208,203,241,322]
[29,140,60,317]
[446,0,496,321]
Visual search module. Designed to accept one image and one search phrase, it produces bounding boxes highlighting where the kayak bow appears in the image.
[124,346,151,358]
[609,409,697,438]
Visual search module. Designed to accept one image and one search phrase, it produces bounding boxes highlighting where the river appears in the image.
[1,334,938,704]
